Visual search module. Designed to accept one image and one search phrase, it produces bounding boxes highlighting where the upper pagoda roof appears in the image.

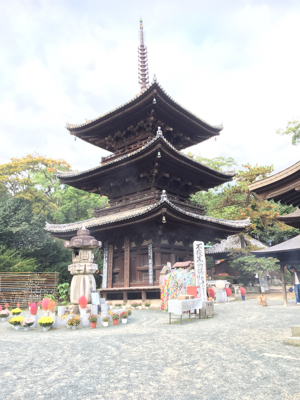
[66,82,223,151]
[45,195,250,241]
[57,134,234,196]
[248,161,300,207]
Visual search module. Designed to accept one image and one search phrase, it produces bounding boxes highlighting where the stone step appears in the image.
[291,326,300,337]
[285,337,300,346]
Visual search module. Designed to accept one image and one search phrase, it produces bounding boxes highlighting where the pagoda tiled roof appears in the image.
[56,134,235,181]
[45,197,250,234]
[66,81,223,132]
[205,234,267,255]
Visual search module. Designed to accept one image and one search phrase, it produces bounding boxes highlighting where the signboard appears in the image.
[193,241,207,301]
[148,243,153,286]
[102,243,108,289]
[91,290,100,305]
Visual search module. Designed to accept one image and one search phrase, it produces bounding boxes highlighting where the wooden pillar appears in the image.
[280,263,287,307]
[107,244,114,289]
[170,253,176,266]
[142,290,146,303]
[124,237,130,288]
[123,291,128,303]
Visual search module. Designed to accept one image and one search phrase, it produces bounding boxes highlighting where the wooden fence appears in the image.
[0,272,59,307]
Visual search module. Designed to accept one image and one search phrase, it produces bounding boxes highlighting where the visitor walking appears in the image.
[287,266,300,305]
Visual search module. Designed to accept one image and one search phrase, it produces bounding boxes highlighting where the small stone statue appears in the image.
[64,225,102,304]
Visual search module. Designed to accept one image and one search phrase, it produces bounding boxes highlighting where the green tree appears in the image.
[276,120,300,146]
[184,153,237,171]
[51,186,108,224]
[231,255,279,274]
[0,246,37,272]
[0,153,71,215]
[0,196,72,282]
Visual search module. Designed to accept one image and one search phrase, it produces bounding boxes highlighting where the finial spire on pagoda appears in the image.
[138,18,149,93]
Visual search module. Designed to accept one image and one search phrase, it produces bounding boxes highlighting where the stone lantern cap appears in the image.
[64,225,102,249]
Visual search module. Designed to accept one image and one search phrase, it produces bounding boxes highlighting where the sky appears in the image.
[0,0,299,175]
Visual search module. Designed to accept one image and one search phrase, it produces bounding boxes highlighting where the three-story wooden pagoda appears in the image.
[46,21,250,301]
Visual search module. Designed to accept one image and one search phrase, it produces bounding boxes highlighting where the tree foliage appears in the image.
[230,255,279,274]
[0,246,37,272]
[0,153,71,215]
[276,120,300,146]
[184,153,237,171]
[191,162,297,244]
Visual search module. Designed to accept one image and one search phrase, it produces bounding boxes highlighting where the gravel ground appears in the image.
[1,299,300,400]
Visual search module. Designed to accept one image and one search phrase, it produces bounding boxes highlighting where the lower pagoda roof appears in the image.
[45,195,250,241]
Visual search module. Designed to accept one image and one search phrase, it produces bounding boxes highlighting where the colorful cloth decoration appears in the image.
[159,268,195,311]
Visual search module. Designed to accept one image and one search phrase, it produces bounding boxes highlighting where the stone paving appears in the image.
[1,299,300,400]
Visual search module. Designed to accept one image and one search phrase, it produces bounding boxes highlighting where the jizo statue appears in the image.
[64,225,102,304]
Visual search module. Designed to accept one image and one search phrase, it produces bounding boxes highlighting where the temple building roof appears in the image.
[56,134,235,197]
[251,234,300,264]
[45,196,250,241]
[277,208,300,230]
[248,161,300,207]
[205,234,267,257]
[65,82,223,152]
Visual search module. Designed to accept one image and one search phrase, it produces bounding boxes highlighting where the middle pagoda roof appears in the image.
[66,81,223,153]
[57,133,235,199]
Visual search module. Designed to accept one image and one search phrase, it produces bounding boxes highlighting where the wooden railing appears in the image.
[0,272,59,307]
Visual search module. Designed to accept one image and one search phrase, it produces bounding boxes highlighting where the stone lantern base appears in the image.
[70,274,96,304]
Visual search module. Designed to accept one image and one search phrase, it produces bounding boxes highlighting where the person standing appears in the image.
[287,266,300,305]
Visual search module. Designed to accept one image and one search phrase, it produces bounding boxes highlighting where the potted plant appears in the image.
[111,313,119,326]
[115,303,122,309]
[102,316,110,327]
[122,302,127,310]
[0,309,11,322]
[21,317,35,332]
[138,302,143,310]
[145,302,151,310]
[11,308,22,316]
[67,316,81,330]
[38,316,54,332]
[120,312,128,324]
[131,302,138,309]
[88,314,97,329]
[127,309,132,317]
[9,316,24,330]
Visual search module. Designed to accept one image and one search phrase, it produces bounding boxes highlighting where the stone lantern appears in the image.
[64,225,102,304]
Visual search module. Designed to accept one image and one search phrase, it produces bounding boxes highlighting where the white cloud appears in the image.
[0,0,299,176]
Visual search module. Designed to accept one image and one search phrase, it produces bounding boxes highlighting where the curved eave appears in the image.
[277,208,300,229]
[248,161,300,204]
[66,82,223,139]
[45,199,250,239]
[251,234,300,258]
[57,135,235,187]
